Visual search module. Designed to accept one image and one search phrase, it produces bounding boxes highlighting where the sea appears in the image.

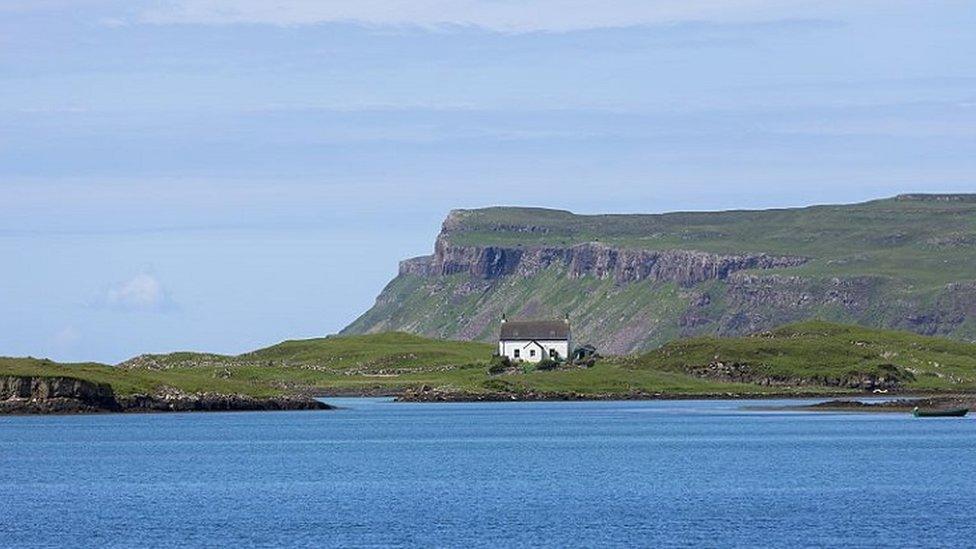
[1,398,974,548]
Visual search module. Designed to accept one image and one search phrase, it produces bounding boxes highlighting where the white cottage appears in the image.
[498,317,571,363]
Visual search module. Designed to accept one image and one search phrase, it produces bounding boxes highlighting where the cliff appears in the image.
[344,195,976,353]
[0,376,118,413]
[403,238,807,285]
[0,374,332,414]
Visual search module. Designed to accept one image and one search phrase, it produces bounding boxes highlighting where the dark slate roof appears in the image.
[499,320,570,340]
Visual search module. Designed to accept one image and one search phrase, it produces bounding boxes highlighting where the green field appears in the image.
[628,321,976,391]
[5,322,976,399]
[0,357,283,397]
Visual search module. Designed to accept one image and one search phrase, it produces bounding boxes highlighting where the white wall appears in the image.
[499,339,570,363]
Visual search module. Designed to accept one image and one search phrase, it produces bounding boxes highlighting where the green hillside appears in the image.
[629,320,976,391]
[242,332,493,369]
[114,332,495,395]
[1,334,493,398]
[6,322,976,399]
[11,331,758,398]
[0,357,281,397]
[121,332,492,372]
[344,194,976,352]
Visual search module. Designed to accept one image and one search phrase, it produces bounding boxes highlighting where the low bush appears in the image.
[487,354,511,375]
[535,357,559,371]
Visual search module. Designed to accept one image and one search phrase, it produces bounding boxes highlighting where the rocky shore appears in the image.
[0,375,333,415]
[798,395,976,413]
[394,385,861,403]
[397,386,976,412]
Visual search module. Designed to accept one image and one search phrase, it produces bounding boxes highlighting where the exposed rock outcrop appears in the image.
[0,376,118,413]
[395,385,864,402]
[116,390,331,413]
[0,375,333,415]
[682,361,914,390]
[403,238,807,287]
[0,375,115,403]
[803,395,976,412]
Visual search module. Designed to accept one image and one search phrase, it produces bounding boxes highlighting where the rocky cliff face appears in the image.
[0,375,332,414]
[0,376,118,413]
[355,239,822,353]
[345,201,976,353]
[402,236,807,286]
[0,375,114,401]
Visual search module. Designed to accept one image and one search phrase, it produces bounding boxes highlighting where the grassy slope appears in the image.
[629,320,976,391]
[346,269,692,351]
[5,322,976,398]
[345,195,976,350]
[0,333,494,398]
[243,332,491,368]
[0,357,281,397]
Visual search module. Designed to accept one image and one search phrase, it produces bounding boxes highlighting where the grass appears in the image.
[5,322,976,399]
[484,361,776,396]
[343,268,694,354]
[631,320,976,391]
[0,333,493,398]
[244,332,492,369]
[0,357,282,397]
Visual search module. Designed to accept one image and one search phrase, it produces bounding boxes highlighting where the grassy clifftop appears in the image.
[345,195,976,352]
[5,322,976,400]
[444,195,976,284]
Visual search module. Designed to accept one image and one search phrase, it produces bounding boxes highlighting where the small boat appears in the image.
[913,406,969,418]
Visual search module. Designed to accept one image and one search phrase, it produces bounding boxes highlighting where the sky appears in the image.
[1,1,974,363]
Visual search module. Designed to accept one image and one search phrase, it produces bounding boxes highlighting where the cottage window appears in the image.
[513,349,520,359]
[530,349,536,357]
[549,349,557,358]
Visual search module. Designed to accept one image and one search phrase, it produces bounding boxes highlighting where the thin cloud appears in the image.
[136,0,899,32]
[102,273,175,312]
[52,325,81,348]
[0,0,121,12]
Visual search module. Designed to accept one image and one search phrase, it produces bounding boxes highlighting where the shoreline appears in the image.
[0,375,334,416]
[384,386,942,404]
[0,395,334,416]
[4,374,973,415]
[781,395,976,414]
[4,391,972,415]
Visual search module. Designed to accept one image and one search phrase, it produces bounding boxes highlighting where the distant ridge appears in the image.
[895,193,976,202]
[345,194,976,353]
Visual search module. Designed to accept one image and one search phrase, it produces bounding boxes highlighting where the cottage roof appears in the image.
[499,319,569,340]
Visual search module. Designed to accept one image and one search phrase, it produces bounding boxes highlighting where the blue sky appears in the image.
[2,1,974,363]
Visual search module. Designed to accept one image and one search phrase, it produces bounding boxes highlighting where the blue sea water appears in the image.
[1,398,975,548]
